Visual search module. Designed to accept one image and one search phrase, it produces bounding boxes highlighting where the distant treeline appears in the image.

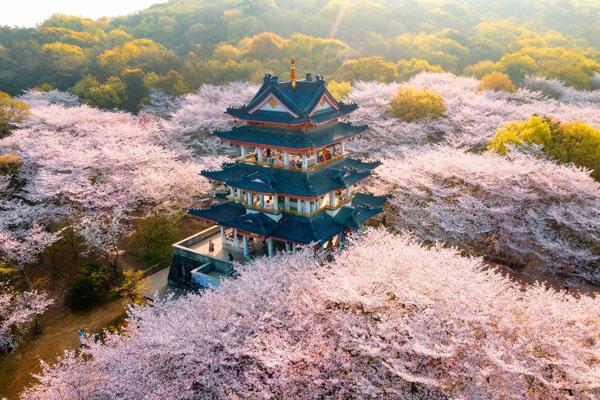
[1,0,600,112]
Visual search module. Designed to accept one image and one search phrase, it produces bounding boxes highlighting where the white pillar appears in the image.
[342,142,346,153]
[257,148,263,163]
[241,145,247,158]
[220,226,225,243]
[283,152,289,167]
[260,195,265,209]
[267,238,273,258]
[302,154,308,170]
[329,192,335,207]
[305,200,311,214]
[234,229,239,248]
[298,199,303,214]
[292,243,296,252]
[285,242,290,252]
[247,192,252,205]
[345,188,350,198]
[243,235,249,258]
[285,197,290,211]
[230,187,235,198]
[236,188,241,200]
[274,196,279,212]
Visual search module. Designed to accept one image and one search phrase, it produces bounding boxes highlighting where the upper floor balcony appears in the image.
[238,143,348,172]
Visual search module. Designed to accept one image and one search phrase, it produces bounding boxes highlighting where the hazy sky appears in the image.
[0,0,168,27]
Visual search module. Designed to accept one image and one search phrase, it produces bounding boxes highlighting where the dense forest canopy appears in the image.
[1,0,600,111]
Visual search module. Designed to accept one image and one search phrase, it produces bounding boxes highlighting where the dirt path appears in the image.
[0,296,130,400]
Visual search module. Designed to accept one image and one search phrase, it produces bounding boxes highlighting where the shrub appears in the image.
[326,80,351,100]
[0,153,24,175]
[388,87,446,122]
[67,261,112,310]
[129,214,179,265]
[478,72,516,93]
[489,115,600,180]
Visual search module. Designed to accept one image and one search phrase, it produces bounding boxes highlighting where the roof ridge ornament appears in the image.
[290,58,297,89]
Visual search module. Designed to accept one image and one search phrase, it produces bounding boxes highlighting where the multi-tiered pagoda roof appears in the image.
[226,73,358,125]
[188,62,386,248]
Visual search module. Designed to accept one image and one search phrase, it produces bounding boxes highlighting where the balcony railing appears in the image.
[226,193,355,217]
[239,152,349,172]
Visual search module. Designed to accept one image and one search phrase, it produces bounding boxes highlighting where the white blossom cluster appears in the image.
[22,230,600,399]
[0,100,220,266]
[347,73,600,155]
[0,282,53,353]
[374,148,600,281]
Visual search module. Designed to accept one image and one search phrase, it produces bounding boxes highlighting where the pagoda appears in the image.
[168,60,387,289]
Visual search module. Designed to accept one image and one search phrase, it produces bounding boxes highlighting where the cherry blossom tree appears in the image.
[18,89,80,108]
[77,208,128,277]
[523,75,600,103]
[375,147,600,282]
[165,83,258,156]
[21,229,600,399]
[0,99,219,265]
[140,89,183,119]
[347,73,600,155]
[0,281,53,353]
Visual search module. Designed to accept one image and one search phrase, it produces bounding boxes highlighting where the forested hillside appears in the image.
[1,0,600,112]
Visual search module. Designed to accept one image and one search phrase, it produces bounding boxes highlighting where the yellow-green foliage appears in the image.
[335,56,398,83]
[388,87,446,122]
[397,59,443,81]
[73,75,127,109]
[326,80,352,101]
[0,92,30,135]
[0,153,24,175]
[489,116,600,180]
[478,72,516,93]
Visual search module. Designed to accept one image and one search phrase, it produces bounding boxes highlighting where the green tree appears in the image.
[489,116,600,180]
[478,72,516,93]
[336,56,398,83]
[67,261,112,310]
[0,92,30,137]
[397,59,443,81]
[326,80,352,101]
[115,269,146,304]
[388,87,446,122]
[72,75,127,109]
[0,153,24,175]
[130,214,179,265]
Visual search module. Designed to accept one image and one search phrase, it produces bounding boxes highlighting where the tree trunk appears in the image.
[21,266,33,289]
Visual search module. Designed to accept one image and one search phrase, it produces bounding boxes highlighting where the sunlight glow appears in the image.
[0,0,167,27]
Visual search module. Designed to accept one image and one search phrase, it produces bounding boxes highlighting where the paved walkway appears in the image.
[139,267,186,301]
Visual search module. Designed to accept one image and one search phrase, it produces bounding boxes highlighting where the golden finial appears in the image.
[290,57,297,89]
